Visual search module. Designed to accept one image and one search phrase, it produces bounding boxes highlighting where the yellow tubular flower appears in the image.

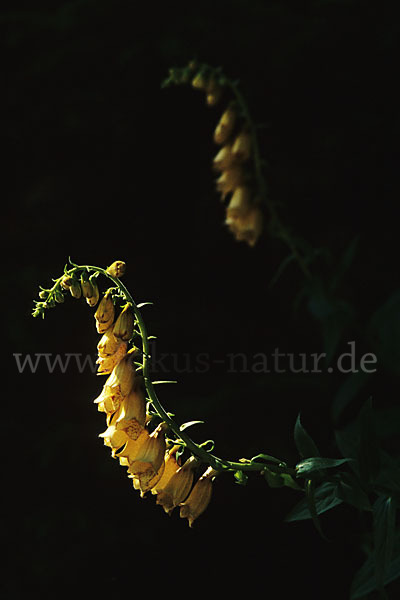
[151,445,180,496]
[155,456,196,515]
[106,349,136,397]
[106,261,126,278]
[70,280,82,299]
[179,467,218,527]
[97,325,121,358]
[113,303,134,342]
[226,186,252,220]
[96,342,127,375]
[231,130,252,163]
[128,424,166,476]
[114,382,146,430]
[226,205,263,247]
[216,167,244,198]
[130,459,166,496]
[95,290,115,333]
[99,423,128,456]
[93,385,125,419]
[213,106,236,145]
[80,275,93,299]
[212,145,235,171]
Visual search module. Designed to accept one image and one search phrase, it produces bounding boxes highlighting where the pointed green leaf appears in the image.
[373,495,397,591]
[296,457,352,478]
[334,472,371,512]
[285,481,342,522]
[294,414,320,459]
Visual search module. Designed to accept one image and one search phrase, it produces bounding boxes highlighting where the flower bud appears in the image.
[80,274,93,299]
[60,275,73,290]
[86,277,99,307]
[205,76,223,107]
[232,130,251,162]
[106,261,126,278]
[54,289,64,303]
[214,106,236,145]
[113,303,134,342]
[69,279,82,299]
[179,467,218,527]
[95,290,115,333]
[192,71,207,90]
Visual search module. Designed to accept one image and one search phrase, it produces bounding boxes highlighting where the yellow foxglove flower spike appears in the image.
[155,456,197,515]
[113,303,134,342]
[179,466,218,527]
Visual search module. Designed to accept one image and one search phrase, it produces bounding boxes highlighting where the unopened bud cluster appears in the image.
[163,61,264,247]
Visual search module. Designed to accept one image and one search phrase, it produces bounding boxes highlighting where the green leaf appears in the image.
[357,398,381,485]
[294,414,320,459]
[234,470,248,486]
[305,480,328,540]
[179,420,204,432]
[285,481,342,522]
[351,531,400,599]
[373,495,397,591]
[296,457,352,478]
[334,472,371,511]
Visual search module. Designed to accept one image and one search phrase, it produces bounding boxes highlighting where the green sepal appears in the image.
[179,421,205,432]
[251,453,285,466]
[234,470,248,486]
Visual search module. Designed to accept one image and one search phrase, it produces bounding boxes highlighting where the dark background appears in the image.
[3,1,400,598]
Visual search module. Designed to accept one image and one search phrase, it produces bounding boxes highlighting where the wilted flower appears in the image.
[155,456,196,515]
[180,467,218,527]
[214,106,237,145]
[106,261,126,278]
[113,303,134,342]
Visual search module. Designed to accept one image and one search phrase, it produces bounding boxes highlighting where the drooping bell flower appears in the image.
[216,167,244,198]
[155,456,197,515]
[231,130,251,163]
[179,467,218,527]
[113,303,134,342]
[212,145,235,172]
[96,341,127,375]
[226,205,263,247]
[106,261,126,278]
[226,186,252,220]
[97,325,121,358]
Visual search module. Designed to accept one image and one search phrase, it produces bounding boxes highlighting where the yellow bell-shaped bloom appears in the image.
[99,423,128,456]
[216,167,244,198]
[93,385,125,419]
[179,467,218,527]
[226,186,251,220]
[214,106,236,145]
[226,205,263,247]
[128,424,166,475]
[212,145,235,172]
[113,303,134,342]
[95,290,115,334]
[106,349,136,397]
[155,456,196,515]
[151,445,180,496]
[97,325,121,358]
[130,459,166,496]
[96,342,127,375]
[114,382,146,431]
[86,278,99,307]
[231,130,251,163]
